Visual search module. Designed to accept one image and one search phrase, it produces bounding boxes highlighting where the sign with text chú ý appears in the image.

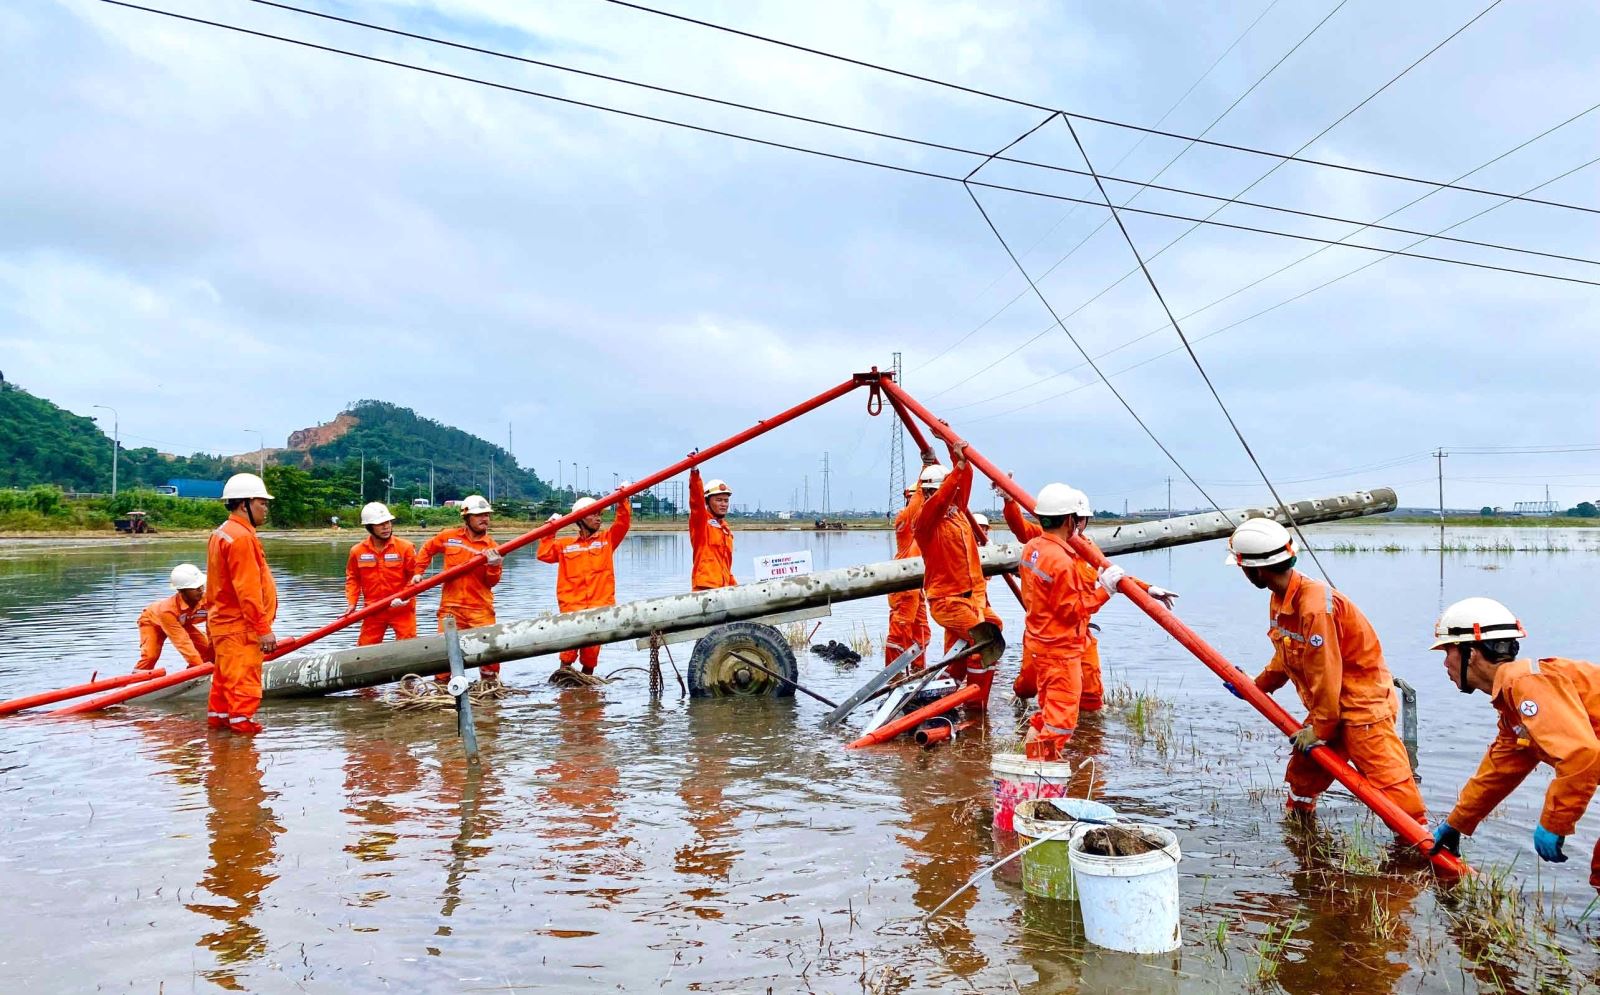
[753,550,813,581]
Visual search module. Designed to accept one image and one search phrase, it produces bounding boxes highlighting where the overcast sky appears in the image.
[3,0,1597,513]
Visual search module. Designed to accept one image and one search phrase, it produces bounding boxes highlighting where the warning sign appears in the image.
[754,550,813,581]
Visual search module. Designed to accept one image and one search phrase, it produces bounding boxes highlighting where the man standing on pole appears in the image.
[538,485,633,675]
[205,473,278,735]
[1224,518,1425,825]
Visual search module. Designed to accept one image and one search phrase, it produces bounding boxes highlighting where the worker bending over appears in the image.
[344,502,418,646]
[416,495,504,679]
[1429,598,1600,889]
[1225,518,1425,824]
[913,443,1002,708]
[537,486,633,674]
[205,473,278,735]
[885,484,931,669]
[135,563,213,671]
[687,461,736,590]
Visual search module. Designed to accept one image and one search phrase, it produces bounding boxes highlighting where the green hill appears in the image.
[0,382,107,490]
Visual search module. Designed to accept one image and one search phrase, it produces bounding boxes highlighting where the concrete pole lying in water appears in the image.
[139,487,1396,702]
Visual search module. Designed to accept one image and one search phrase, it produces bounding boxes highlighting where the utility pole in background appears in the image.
[803,476,809,514]
[92,404,119,497]
[1166,476,1172,518]
[821,452,831,516]
[1433,449,1448,519]
[245,428,265,474]
[887,351,905,515]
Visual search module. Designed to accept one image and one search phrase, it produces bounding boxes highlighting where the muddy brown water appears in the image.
[3,524,1599,992]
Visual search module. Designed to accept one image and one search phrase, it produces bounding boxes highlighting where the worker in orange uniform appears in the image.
[1427,598,1600,889]
[912,443,1004,707]
[205,473,278,735]
[415,494,504,679]
[687,462,736,590]
[885,484,932,669]
[537,485,633,674]
[344,502,418,646]
[1000,491,1130,711]
[1224,518,1426,824]
[135,563,213,671]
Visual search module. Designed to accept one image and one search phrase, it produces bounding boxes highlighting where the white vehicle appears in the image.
[411,498,432,509]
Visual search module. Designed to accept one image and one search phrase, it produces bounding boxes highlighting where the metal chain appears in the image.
[648,632,664,698]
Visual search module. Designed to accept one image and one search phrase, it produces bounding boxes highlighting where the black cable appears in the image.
[1059,112,1335,585]
[601,0,1600,218]
[98,1,1599,294]
[245,0,1590,272]
[961,150,1600,422]
[962,182,1226,516]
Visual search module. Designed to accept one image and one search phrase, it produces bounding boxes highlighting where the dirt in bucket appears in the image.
[1079,825,1166,857]
[1030,801,1075,822]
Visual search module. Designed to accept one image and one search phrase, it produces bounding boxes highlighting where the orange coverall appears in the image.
[1002,498,1107,711]
[913,462,1001,705]
[1446,657,1600,887]
[537,499,631,672]
[418,525,504,676]
[1253,571,1425,822]
[1017,532,1110,760]
[135,592,213,671]
[886,493,931,668]
[345,535,419,646]
[688,466,736,590]
[205,513,278,731]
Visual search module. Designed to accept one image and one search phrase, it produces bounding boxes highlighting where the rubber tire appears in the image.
[687,622,798,699]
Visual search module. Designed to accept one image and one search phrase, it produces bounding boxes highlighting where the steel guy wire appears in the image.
[1059,113,1336,586]
[242,0,1591,275]
[601,0,1599,218]
[962,181,1227,518]
[928,0,1510,403]
[102,3,1600,292]
[954,147,1600,420]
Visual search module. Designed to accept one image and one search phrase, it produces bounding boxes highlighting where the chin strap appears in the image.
[1458,646,1474,694]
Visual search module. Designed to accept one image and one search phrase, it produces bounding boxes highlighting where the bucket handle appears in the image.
[922,815,1113,928]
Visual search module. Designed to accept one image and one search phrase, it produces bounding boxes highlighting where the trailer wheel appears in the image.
[687,622,798,698]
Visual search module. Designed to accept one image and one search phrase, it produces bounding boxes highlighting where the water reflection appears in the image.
[340,706,424,881]
[435,710,503,938]
[537,689,637,898]
[183,735,282,990]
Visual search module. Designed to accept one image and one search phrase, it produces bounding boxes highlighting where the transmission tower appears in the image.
[887,351,906,514]
[821,452,831,516]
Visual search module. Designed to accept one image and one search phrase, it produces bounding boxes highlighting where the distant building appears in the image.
[1512,500,1559,517]
[163,478,226,499]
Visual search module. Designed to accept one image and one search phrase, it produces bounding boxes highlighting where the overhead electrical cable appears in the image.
[1056,112,1335,584]
[601,0,1599,218]
[95,2,1600,291]
[929,0,1509,402]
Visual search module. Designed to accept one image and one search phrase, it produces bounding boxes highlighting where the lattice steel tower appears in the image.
[887,351,906,515]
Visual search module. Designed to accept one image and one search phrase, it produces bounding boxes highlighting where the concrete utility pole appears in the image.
[1167,476,1173,518]
[91,405,118,497]
[1433,449,1448,518]
[182,487,1400,700]
[245,429,265,473]
[354,448,365,504]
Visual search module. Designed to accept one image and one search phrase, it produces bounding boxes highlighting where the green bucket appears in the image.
[1015,798,1117,901]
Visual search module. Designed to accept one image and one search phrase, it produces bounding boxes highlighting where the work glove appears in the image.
[389,598,408,610]
[547,513,562,524]
[1147,585,1179,608]
[1432,822,1462,856]
[483,549,503,567]
[1534,824,1569,862]
[618,480,632,491]
[1097,564,1126,595]
[1223,680,1243,700]
[1289,724,1323,753]
[411,573,424,585]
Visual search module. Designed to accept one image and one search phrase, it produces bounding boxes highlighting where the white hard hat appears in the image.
[903,485,916,497]
[1035,482,1091,517]
[1432,597,1526,650]
[360,501,395,526]
[972,513,990,528]
[703,479,733,498]
[572,496,598,515]
[919,464,949,489]
[459,495,493,516]
[169,563,205,591]
[222,472,273,501]
[1225,518,1294,567]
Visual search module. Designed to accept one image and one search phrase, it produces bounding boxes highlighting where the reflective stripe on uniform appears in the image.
[1270,625,1306,643]
[1043,721,1076,736]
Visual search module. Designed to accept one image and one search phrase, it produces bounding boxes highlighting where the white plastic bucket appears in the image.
[1013,798,1117,901]
[1068,823,1182,953]
[990,753,1075,832]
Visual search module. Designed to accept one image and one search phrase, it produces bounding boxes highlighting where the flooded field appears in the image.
[3,523,1599,992]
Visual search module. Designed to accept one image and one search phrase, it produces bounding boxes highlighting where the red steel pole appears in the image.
[877,378,1466,875]
[0,668,166,716]
[54,664,214,716]
[847,684,983,749]
[54,375,877,714]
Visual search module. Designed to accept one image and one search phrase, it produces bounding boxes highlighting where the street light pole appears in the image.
[91,405,119,497]
[354,447,365,505]
[244,429,265,473]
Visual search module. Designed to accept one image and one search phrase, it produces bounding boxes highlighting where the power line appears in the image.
[953,143,1600,420]
[1059,112,1334,584]
[601,0,1600,219]
[98,2,1600,294]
